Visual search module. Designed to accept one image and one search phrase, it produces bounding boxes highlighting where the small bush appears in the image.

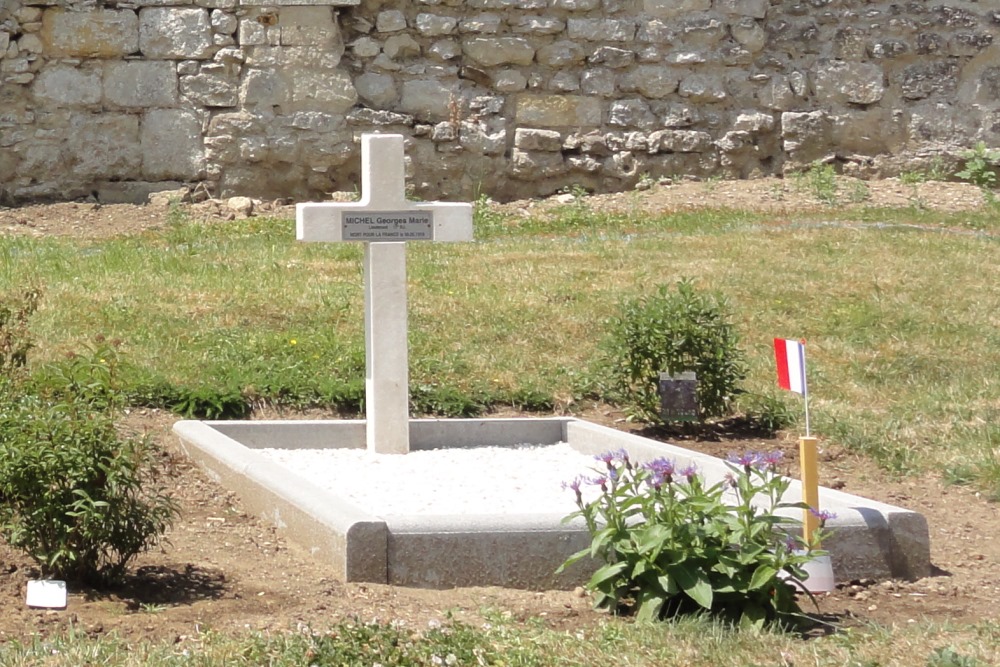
[955,142,1000,190]
[559,450,828,627]
[602,279,746,422]
[0,287,40,383]
[0,392,178,584]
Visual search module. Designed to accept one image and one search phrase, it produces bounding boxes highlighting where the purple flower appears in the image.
[723,472,737,488]
[757,450,784,470]
[594,448,629,468]
[810,508,837,524]
[783,533,799,552]
[561,475,585,503]
[643,458,675,487]
[587,475,608,492]
[727,451,759,470]
[679,464,698,481]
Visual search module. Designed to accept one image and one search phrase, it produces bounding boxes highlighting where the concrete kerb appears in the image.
[173,418,931,589]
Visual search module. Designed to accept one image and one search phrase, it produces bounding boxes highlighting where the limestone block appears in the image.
[830,110,888,154]
[352,37,380,58]
[291,69,356,112]
[567,155,600,172]
[642,0,709,19]
[680,17,725,45]
[650,129,712,153]
[949,33,993,57]
[280,7,340,48]
[552,0,600,9]
[141,108,204,179]
[428,40,461,60]
[678,73,727,103]
[0,33,9,53]
[813,60,885,105]
[514,127,561,151]
[400,78,457,121]
[900,61,959,100]
[581,68,615,97]
[104,60,178,108]
[459,120,505,155]
[17,34,41,54]
[733,111,774,133]
[416,13,457,36]
[384,34,421,59]
[714,0,768,19]
[619,64,680,98]
[907,102,972,146]
[731,18,765,52]
[588,46,634,69]
[512,16,564,35]
[781,111,831,162]
[758,74,796,111]
[567,18,635,42]
[355,71,398,106]
[515,94,602,126]
[511,148,566,179]
[210,10,237,34]
[493,69,527,91]
[462,37,534,67]
[31,64,101,105]
[41,9,138,58]
[537,41,584,67]
[239,17,267,45]
[67,113,141,178]
[376,10,406,33]
[140,8,213,60]
[549,72,579,92]
[608,98,658,129]
[180,66,238,107]
[459,14,502,33]
[637,19,674,44]
[240,67,290,106]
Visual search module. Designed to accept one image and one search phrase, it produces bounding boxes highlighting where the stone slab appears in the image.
[174,418,932,589]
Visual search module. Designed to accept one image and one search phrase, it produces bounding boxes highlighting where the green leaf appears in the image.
[635,591,666,622]
[670,564,714,610]
[749,564,778,591]
[587,561,628,589]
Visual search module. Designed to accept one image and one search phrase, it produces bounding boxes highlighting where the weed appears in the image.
[0,287,40,384]
[927,646,981,667]
[796,161,839,205]
[955,142,1000,190]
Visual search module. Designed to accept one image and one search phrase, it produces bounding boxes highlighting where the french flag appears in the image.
[774,338,807,396]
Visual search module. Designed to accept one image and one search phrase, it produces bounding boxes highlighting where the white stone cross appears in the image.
[296,134,473,454]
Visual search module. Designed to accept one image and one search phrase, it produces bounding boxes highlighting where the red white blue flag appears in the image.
[774,338,807,396]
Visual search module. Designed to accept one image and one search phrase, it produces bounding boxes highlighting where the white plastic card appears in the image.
[26,580,67,609]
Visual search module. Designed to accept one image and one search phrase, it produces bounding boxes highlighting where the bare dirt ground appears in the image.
[1,177,998,644]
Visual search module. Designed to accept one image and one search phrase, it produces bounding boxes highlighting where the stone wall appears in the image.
[1,0,998,203]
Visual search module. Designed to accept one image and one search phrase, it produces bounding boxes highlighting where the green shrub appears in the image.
[0,287,40,383]
[559,450,828,628]
[30,336,128,410]
[602,279,746,422]
[0,392,178,584]
[955,142,1000,190]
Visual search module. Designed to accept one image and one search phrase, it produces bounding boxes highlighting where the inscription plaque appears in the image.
[342,211,435,241]
[658,371,699,422]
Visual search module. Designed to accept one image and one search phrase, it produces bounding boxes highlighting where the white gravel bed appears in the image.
[258,443,601,517]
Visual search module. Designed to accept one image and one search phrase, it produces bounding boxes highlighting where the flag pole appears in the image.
[798,340,819,542]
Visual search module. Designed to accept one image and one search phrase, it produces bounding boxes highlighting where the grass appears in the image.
[0,616,997,666]
[3,201,1000,491]
[2,195,1000,662]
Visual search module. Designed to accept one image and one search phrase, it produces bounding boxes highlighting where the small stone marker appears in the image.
[26,580,67,609]
[296,134,473,454]
[658,371,699,422]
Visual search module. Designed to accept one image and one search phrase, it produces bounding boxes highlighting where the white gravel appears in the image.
[258,443,601,517]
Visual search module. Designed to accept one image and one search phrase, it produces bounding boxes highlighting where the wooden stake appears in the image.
[800,436,820,543]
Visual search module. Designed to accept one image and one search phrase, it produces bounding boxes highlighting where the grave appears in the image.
[174,134,931,590]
